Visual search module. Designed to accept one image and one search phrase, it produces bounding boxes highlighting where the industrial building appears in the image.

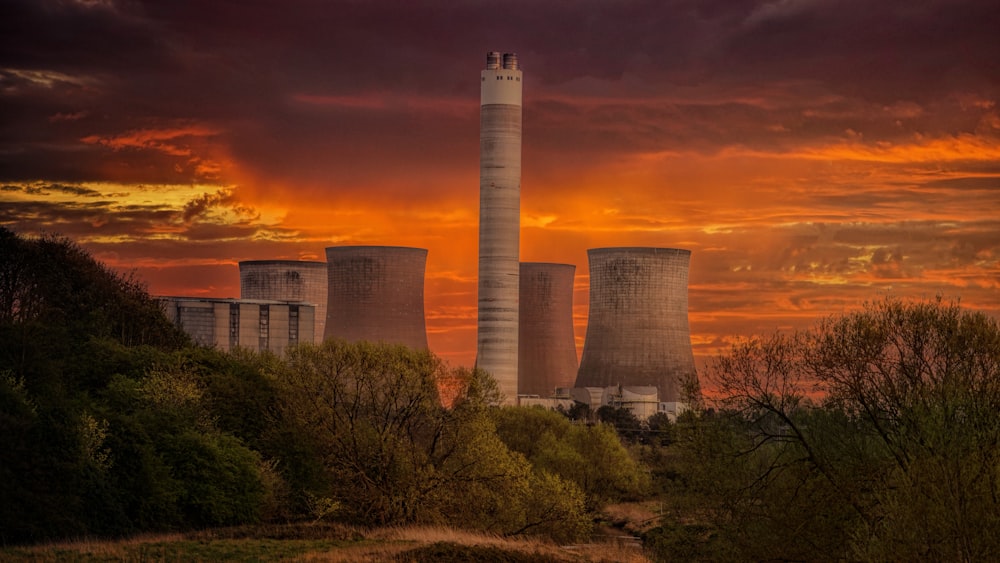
[158,54,702,419]
[160,296,315,355]
[570,386,659,420]
[324,245,429,350]
[239,260,327,343]
[575,247,696,403]
[477,51,523,405]
[518,262,578,397]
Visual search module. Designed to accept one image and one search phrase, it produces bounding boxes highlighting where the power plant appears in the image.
[575,247,696,403]
[239,260,327,343]
[477,50,523,405]
[518,263,578,397]
[324,245,429,350]
[159,53,698,418]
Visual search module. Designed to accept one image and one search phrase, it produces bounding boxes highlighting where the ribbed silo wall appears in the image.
[324,246,428,350]
[239,260,328,344]
[518,263,578,397]
[477,51,523,404]
[575,247,696,403]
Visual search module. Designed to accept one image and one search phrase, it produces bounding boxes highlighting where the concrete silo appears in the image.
[239,260,327,344]
[575,247,696,403]
[518,263,578,397]
[324,246,428,350]
[477,51,522,404]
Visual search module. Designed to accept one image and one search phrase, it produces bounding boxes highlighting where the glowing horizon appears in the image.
[2,0,998,373]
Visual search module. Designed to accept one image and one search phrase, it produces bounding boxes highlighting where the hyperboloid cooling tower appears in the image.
[518,263,578,397]
[239,260,328,344]
[575,248,696,403]
[324,246,428,350]
[477,50,522,404]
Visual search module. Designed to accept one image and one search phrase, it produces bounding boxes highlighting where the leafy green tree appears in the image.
[0,227,187,350]
[595,405,642,442]
[274,340,445,524]
[0,228,272,541]
[494,406,648,511]
[642,412,674,446]
[272,341,591,541]
[673,298,1000,561]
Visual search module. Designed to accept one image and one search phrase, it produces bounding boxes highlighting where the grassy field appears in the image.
[0,522,651,562]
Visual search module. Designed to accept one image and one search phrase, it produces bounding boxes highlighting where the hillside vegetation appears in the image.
[5,226,1000,561]
[0,227,643,546]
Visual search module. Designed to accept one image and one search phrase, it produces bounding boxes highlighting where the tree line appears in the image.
[646,297,1000,561]
[6,226,999,561]
[0,227,645,545]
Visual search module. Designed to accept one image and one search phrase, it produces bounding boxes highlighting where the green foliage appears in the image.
[159,431,265,527]
[494,406,649,512]
[0,228,267,543]
[668,297,1000,561]
[273,341,591,542]
[275,340,445,524]
[642,412,675,446]
[595,405,642,442]
[0,227,188,349]
[0,228,604,545]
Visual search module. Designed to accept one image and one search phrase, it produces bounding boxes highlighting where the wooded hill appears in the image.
[0,227,645,545]
[5,226,1000,561]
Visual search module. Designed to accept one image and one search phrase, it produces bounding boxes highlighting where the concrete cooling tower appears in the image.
[575,247,696,403]
[324,246,428,350]
[239,260,327,344]
[518,263,578,397]
[477,50,523,405]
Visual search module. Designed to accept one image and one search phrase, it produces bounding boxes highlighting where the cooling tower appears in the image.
[324,246,428,350]
[239,260,327,344]
[477,50,522,404]
[575,248,696,403]
[518,263,578,397]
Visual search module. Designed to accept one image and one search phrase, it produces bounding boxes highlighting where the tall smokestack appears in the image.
[477,51,522,404]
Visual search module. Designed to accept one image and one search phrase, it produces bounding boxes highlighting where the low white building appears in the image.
[160,297,315,355]
[656,401,690,422]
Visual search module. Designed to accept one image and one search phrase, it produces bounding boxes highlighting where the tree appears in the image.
[0,227,188,350]
[642,412,675,446]
[595,405,642,442]
[494,406,649,511]
[272,340,591,541]
[274,340,444,524]
[677,297,1000,560]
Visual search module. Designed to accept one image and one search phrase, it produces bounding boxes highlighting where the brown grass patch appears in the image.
[2,533,185,560]
[601,501,663,535]
[2,523,651,563]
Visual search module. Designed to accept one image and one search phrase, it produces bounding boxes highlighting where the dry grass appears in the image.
[601,501,663,535]
[301,525,650,562]
[2,533,185,560]
[2,523,651,562]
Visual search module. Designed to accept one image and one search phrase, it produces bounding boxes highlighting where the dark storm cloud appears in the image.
[2,0,995,186]
[724,0,1000,103]
[0,0,173,72]
[0,181,284,244]
[1,182,103,197]
[181,189,251,224]
[0,199,162,235]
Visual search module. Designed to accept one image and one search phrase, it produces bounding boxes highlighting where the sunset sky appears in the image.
[2,0,998,370]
